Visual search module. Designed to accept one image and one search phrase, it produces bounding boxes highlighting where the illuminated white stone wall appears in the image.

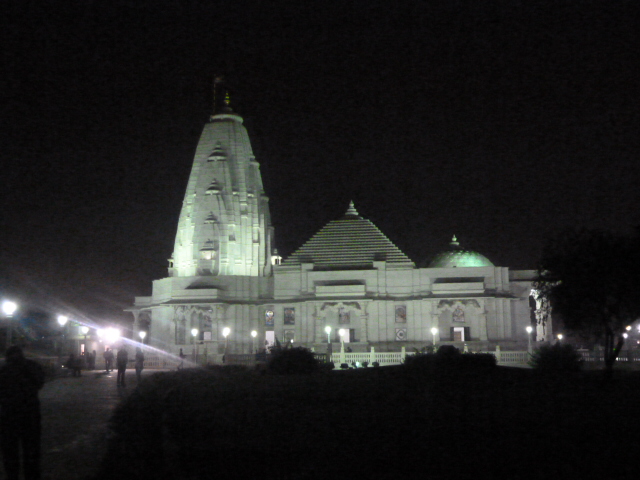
[270,263,536,350]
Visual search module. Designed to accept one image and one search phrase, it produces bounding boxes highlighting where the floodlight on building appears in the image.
[3,300,18,349]
[80,326,89,335]
[138,331,147,341]
[2,301,17,317]
[57,315,69,327]
[103,327,121,345]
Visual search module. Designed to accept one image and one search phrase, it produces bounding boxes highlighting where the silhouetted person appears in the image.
[103,348,114,372]
[116,347,128,387]
[88,350,96,370]
[66,353,81,377]
[135,347,144,382]
[0,346,45,480]
[178,348,185,370]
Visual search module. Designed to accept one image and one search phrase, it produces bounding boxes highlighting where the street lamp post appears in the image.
[57,315,69,357]
[430,327,438,347]
[557,334,563,342]
[222,327,230,357]
[3,300,18,350]
[80,326,89,354]
[526,326,533,355]
[251,330,257,354]
[338,329,346,364]
[191,328,199,365]
[324,325,332,363]
[138,330,147,344]
[325,325,332,344]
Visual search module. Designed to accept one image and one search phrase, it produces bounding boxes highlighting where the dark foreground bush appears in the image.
[267,346,319,374]
[529,343,583,373]
[404,347,496,371]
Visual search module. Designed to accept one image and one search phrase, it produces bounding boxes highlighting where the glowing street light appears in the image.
[526,326,533,354]
[430,327,438,346]
[325,325,332,344]
[57,315,69,327]
[251,330,257,353]
[623,333,629,339]
[3,300,18,350]
[80,326,90,356]
[557,334,563,341]
[191,328,199,364]
[222,327,230,354]
[138,330,147,342]
[339,328,346,344]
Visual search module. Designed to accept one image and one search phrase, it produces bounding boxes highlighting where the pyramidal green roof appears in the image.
[283,202,415,269]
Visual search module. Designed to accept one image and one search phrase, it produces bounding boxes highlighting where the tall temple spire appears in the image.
[171,98,273,278]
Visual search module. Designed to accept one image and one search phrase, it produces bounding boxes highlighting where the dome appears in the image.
[428,236,494,268]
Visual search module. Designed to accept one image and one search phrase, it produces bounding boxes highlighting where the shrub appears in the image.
[437,345,461,357]
[529,343,583,373]
[340,363,349,369]
[267,346,319,374]
[319,361,335,372]
[404,348,496,372]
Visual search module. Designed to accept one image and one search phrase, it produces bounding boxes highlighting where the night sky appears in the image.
[2,1,639,325]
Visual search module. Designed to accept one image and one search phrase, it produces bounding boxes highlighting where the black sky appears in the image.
[2,0,639,324]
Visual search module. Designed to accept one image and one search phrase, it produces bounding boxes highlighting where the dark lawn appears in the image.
[94,365,640,479]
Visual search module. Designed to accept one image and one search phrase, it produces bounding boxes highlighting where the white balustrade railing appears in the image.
[140,346,538,369]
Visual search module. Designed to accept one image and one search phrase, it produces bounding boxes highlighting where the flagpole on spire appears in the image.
[213,75,224,116]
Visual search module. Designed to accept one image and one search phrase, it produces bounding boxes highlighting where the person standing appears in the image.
[134,347,145,383]
[0,346,45,480]
[89,350,96,370]
[178,348,185,370]
[103,348,114,372]
[116,347,128,387]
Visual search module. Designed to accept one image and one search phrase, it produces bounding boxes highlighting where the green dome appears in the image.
[428,236,494,268]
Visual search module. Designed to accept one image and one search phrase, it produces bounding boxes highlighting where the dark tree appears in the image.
[534,228,640,376]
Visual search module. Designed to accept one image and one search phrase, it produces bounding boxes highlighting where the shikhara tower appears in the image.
[131,97,276,354]
[171,101,273,278]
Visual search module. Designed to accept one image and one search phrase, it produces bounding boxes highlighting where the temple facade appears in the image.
[131,106,545,360]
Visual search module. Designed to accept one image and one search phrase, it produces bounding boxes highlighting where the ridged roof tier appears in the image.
[282,202,415,269]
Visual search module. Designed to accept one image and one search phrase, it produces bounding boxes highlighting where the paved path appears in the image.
[1,368,165,480]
